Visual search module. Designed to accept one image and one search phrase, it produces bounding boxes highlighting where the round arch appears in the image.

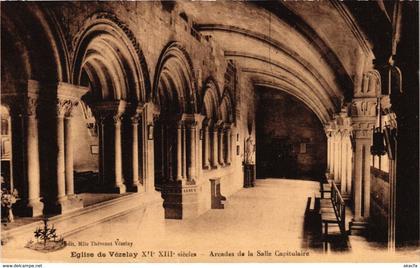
[1,3,66,91]
[71,13,149,103]
[153,42,197,114]
[201,77,221,120]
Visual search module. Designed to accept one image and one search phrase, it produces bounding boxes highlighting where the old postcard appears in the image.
[0,0,419,264]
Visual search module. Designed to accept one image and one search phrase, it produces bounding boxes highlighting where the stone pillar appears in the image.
[92,101,127,194]
[143,102,158,193]
[113,114,126,194]
[22,85,44,217]
[53,83,88,213]
[64,116,74,196]
[182,122,187,179]
[226,124,232,165]
[202,120,210,169]
[131,109,143,192]
[350,97,377,234]
[336,131,342,184]
[176,120,184,181]
[188,121,197,182]
[218,122,224,166]
[326,131,332,173]
[56,99,69,203]
[211,123,218,168]
[340,131,348,196]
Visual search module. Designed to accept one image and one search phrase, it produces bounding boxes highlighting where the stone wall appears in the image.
[256,87,326,178]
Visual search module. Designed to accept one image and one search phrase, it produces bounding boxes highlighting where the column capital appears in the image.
[56,99,73,118]
[350,97,377,118]
[56,82,89,102]
[92,100,128,120]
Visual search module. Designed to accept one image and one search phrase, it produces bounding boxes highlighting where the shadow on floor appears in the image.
[301,197,351,253]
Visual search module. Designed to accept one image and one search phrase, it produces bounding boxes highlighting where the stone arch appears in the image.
[219,92,234,123]
[71,12,149,103]
[1,3,66,91]
[201,78,221,120]
[153,42,197,115]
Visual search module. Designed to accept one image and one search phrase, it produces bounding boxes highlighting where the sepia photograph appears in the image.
[0,0,419,264]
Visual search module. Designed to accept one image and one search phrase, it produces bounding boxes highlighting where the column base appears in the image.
[22,199,44,217]
[53,195,84,214]
[129,183,144,193]
[349,218,369,236]
[162,183,200,219]
[113,183,127,194]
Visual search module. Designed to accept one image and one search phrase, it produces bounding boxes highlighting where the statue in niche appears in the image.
[244,136,255,165]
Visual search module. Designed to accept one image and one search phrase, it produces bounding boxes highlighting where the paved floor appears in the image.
[2,178,418,262]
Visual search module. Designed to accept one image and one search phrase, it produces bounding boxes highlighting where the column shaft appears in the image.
[353,141,364,220]
[176,122,183,181]
[132,119,140,187]
[114,117,126,193]
[182,124,187,179]
[64,117,75,196]
[203,124,210,168]
[188,123,197,181]
[226,127,232,164]
[26,113,43,216]
[212,127,218,168]
[218,127,224,165]
[56,115,66,200]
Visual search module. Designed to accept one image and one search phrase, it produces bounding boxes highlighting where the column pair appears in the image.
[93,101,127,194]
[54,83,88,213]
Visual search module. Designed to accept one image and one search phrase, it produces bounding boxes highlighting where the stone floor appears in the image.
[2,178,419,262]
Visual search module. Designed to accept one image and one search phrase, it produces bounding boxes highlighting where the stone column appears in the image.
[202,120,210,169]
[55,83,88,213]
[113,114,126,194]
[211,123,218,168]
[23,90,44,217]
[326,131,331,173]
[64,116,74,196]
[340,131,348,196]
[56,99,70,203]
[334,132,341,183]
[346,135,353,197]
[218,123,224,166]
[226,124,232,165]
[176,120,184,181]
[182,122,187,179]
[188,121,197,182]
[143,102,158,193]
[92,101,127,194]
[131,110,143,192]
[350,97,377,233]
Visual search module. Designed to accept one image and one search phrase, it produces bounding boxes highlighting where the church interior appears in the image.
[1,1,418,260]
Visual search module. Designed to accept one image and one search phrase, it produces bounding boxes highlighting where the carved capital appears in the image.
[351,98,377,118]
[24,96,39,117]
[351,119,375,139]
[113,114,123,125]
[56,99,74,118]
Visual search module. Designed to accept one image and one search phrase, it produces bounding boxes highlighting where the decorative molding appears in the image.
[351,98,377,118]
[71,11,150,98]
[356,70,381,98]
[56,99,73,118]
